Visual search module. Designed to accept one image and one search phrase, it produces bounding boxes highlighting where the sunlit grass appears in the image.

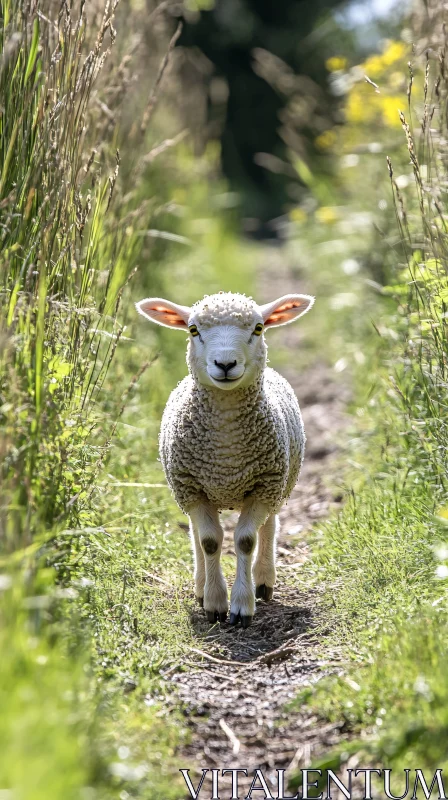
[0,0,141,547]
[289,11,448,778]
[0,0,192,795]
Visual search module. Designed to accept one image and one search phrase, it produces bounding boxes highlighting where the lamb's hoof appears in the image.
[229,612,253,628]
[197,596,204,607]
[256,584,274,601]
[206,610,227,623]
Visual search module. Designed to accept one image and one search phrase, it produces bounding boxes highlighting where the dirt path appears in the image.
[168,253,351,796]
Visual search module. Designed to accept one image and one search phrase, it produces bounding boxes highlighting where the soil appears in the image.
[166,254,351,797]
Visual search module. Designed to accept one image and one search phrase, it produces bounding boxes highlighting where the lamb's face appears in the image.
[186,316,267,391]
[135,291,314,392]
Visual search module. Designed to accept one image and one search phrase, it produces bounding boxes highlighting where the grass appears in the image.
[0,3,260,789]
[0,0,137,545]
[286,7,448,779]
[2,0,448,795]
[0,0,199,795]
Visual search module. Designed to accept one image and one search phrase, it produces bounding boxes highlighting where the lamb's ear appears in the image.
[135,298,191,329]
[260,294,314,328]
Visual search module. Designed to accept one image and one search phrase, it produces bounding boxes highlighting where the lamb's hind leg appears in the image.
[230,496,270,628]
[253,514,278,602]
[189,500,228,623]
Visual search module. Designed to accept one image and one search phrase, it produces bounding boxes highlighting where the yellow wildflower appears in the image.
[346,88,377,124]
[289,208,307,224]
[362,54,384,78]
[315,130,337,151]
[382,40,407,67]
[326,56,348,72]
[381,96,404,127]
[361,41,407,78]
[316,206,338,224]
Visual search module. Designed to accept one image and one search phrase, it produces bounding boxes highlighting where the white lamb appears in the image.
[136,291,314,628]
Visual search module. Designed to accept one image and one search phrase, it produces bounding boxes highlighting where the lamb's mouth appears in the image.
[208,372,245,388]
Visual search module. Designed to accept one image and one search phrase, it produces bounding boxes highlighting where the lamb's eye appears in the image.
[189,325,199,337]
[253,323,264,336]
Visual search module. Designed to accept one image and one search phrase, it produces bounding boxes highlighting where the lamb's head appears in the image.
[136,291,314,391]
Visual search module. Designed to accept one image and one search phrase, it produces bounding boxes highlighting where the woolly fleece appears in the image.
[160,367,305,513]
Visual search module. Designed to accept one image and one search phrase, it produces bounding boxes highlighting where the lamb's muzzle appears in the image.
[214,359,237,379]
[135,291,314,629]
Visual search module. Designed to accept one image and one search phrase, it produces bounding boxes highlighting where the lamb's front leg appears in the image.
[189,500,228,623]
[230,496,270,628]
[189,519,205,606]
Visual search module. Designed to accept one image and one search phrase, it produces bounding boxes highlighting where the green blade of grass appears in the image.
[24,18,39,85]
[34,260,46,419]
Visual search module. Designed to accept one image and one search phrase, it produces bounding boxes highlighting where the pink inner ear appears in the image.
[153,306,187,325]
[264,299,308,325]
[264,313,289,325]
[140,302,188,327]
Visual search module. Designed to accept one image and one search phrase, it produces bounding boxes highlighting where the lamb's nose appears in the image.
[214,359,237,377]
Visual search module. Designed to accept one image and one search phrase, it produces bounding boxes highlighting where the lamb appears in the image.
[136,291,314,628]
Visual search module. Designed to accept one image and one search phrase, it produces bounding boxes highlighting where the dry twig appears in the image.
[188,647,247,667]
[219,718,241,755]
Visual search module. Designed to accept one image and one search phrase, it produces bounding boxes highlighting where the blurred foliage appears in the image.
[331,39,410,132]
[285,36,418,284]
[176,0,373,233]
[176,0,410,233]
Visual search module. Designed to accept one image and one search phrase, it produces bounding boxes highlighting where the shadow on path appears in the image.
[189,596,315,663]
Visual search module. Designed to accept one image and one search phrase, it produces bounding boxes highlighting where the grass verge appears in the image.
[289,12,448,780]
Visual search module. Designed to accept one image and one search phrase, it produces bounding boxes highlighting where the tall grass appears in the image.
[0,3,193,796]
[385,112,448,494]
[0,0,154,551]
[0,1,263,792]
